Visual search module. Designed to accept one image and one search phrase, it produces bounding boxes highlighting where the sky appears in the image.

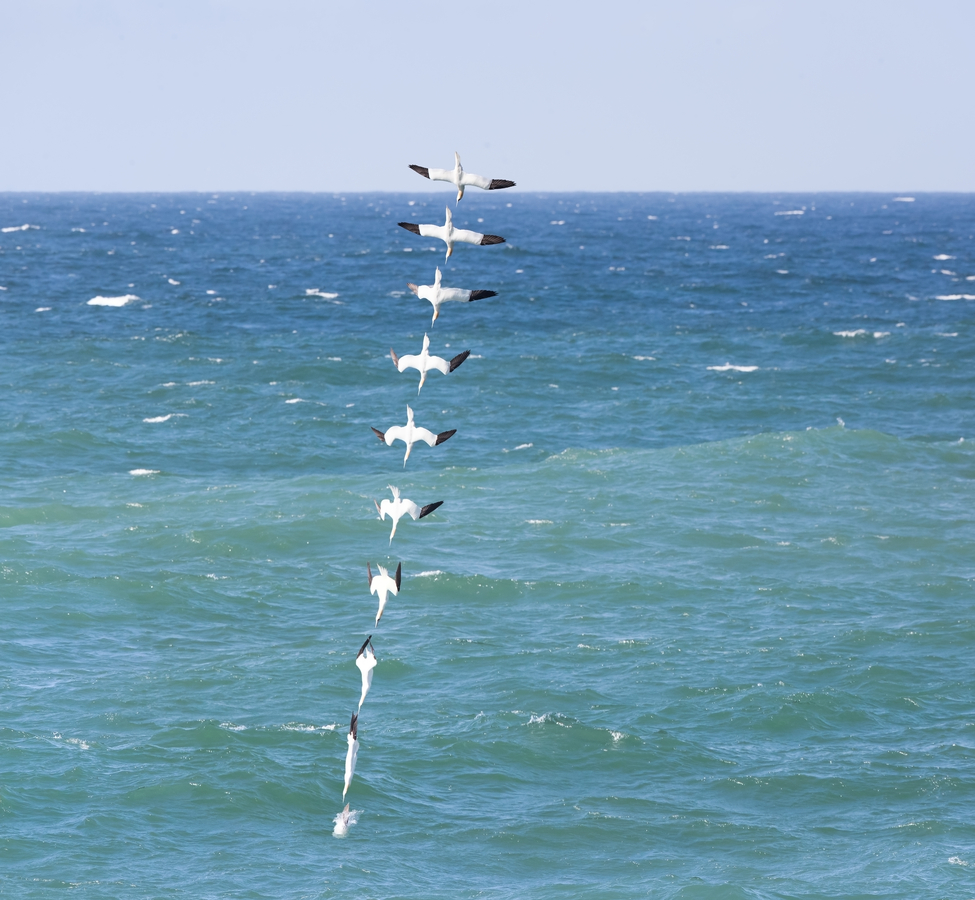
[1,0,973,193]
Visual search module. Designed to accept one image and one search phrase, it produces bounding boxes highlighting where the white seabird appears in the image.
[374,485,443,543]
[355,634,378,708]
[407,267,497,326]
[391,334,470,394]
[332,803,358,837]
[343,712,358,801]
[367,562,402,626]
[409,151,515,203]
[398,207,504,261]
[371,404,455,466]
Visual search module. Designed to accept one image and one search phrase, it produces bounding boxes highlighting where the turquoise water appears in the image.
[1,192,974,898]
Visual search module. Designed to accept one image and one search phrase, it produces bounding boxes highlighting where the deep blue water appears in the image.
[1,191,974,898]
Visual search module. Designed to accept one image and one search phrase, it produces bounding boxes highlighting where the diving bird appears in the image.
[398,207,504,260]
[355,634,378,708]
[367,562,401,626]
[343,712,358,801]
[332,803,357,837]
[371,405,455,466]
[407,267,497,326]
[391,334,469,394]
[374,485,443,543]
[409,152,515,203]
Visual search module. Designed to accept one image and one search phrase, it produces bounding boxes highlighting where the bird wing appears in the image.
[418,223,446,240]
[426,166,455,184]
[468,289,497,302]
[403,498,422,520]
[410,425,440,447]
[425,354,450,375]
[384,425,408,447]
[437,286,473,303]
[459,171,492,190]
[450,226,486,245]
[395,352,422,373]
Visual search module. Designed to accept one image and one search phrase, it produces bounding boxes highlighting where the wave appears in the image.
[88,294,139,307]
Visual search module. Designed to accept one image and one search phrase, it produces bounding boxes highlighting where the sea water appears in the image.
[1,191,974,898]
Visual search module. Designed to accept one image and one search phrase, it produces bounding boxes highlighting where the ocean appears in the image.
[1,190,973,898]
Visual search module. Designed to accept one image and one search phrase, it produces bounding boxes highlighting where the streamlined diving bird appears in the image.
[367,562,401,626]
[343,712,358,801]
[355,635,378,708]
[409,152,515,203]
[374,485,443,543]
[407,267,497,326]
[371,404,455,466]
[333,803,356,837]
[391,334,470,393]
[398,207,504,261]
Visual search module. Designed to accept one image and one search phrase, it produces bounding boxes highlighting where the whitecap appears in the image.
[415,570,444,577]
[710,244,729,250]
[35,307,51,312]
[1,224,36,233]
[128,469,159,476]
[647,215,658,220]
[513,443,533,450]
[708,363,758,372]
[774,209,804,216]
[933,254,955,260]
[87,294,139,307]
[285,398,304,404]
[936,294,975,301]
[527,519,553,525]
[550,220,565,225]
[220,722,247,731]
[186,380,214,386]
[892,196,915,202]
[776,269,789,275]
[633,355,656,361]
[834,329,868,337]
[143,414,178,423]
[873,332,890,338]
[306,289,339,299]
[609,731,625,742]
[168,278,180,285]
[948,856,968,866]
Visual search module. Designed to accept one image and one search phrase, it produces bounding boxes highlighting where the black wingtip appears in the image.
[418,500,443,519]
[488,179,515,190]
[435,429,456,446]
[350,712,358,738]
[409,165,430,180]
[468,290,497,302]
[371,426,386,443]
[479,234,505,246]
[398,222,421,235]
[448,349,470,372]
[394,562,402,591]
[357,634,372,658]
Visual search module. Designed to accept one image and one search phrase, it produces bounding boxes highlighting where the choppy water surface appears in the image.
[1,192,974,898]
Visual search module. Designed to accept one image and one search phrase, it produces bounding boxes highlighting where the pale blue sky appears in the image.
[2,0,973,192]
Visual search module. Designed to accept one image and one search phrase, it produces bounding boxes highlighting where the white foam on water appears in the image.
[873,332,890,338]
[527,519,553,525]
[332,807,359,837]
[708,363,758,372]
[415,570,444,577]
[281,722,337,732]
[774,209,804,216]
[933,254,955,260]
[633,355,656,361]
[647,215,658,220]
[87,294,139,307]
[948,856,968,866]
[936,294,975,301]
[186,380,214,386]
[220,722,247,731]
[285,398,304,404]
[609,731,625,742]
[550,220,565,225]
[936,333,959,337]
[513,443,533,450]
[1,223,36,232]
[327,357,342,362]
[142,414,186,423]
[710,244,730,250]
[128,469,159,476]
[305,289,339,299]
[776,269,789,275]
[893,196,915,202]
[168,278,180,285]
[834,329,868,337]
[35,307,51,312]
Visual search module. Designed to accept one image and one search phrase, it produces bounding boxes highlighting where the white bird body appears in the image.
[371,404,455,466]
[355,635,378,709]
[374,485,443,543]
[343,713,358,801]
[367,563,401,626]
[410,152,515,203]
[406,267,497,325]
[391,334,470,393]
[398,207,505,260]
[332,803,357,836]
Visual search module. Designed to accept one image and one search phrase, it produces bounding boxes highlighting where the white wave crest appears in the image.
[527,519,553,525]
[128,469,159,476]
[936,294,975,301]
[834,329,867,337]
[88,294,139,307]
[708,363,758,372]
[893,197,915,202]
[306,289,339,299]
[933,254,955,261]
[774,209,804,216]
[1,224,37,233]
[415,570,443,577]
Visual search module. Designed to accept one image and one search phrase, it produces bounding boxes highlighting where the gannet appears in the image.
[407,267,497,326]
[371,404,455,466]
[343,712,358,801]
[367,562,401,626]
[374,485,443,543]
[355,634,378,708]
[391,334,470,393]
[409,152,515,203]
[332,803,357,837]
[398,207,504,260]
